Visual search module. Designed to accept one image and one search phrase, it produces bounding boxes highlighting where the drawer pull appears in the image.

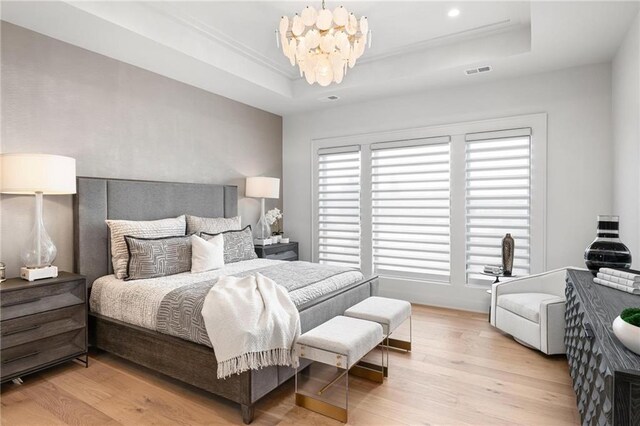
[2,324,41,337]
[2,297,42,308]
[3,351,40,364]
[583,322,595,339]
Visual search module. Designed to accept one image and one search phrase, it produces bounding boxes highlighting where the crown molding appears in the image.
[359,19,520,66]
[143,2,298,80]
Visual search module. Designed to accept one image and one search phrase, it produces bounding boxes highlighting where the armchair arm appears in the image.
[492,268,570,299]
[539,297,566,354]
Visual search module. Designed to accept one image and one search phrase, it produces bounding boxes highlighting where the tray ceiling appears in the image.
[2,1,638,115]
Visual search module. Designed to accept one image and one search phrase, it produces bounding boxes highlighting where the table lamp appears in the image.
[245,176,280,246]
[0,153,76,281]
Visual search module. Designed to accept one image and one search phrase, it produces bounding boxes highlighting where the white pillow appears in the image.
[191,234,224,273]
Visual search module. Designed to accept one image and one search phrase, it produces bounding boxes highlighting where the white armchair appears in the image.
[490,268,569,355]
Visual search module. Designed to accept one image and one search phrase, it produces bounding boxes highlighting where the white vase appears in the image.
[612,315,640,356]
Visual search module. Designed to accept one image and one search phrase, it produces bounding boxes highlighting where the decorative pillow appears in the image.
[125,235,191,280]
[202,225,257,264]
[106,215,186,279]
[191,234,224,273]
[186,215,241,235]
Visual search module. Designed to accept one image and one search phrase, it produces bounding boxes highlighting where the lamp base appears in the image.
[20,266,58,282]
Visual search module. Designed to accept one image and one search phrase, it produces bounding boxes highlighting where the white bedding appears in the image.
[90,259,283,330]
[89,259,365,334]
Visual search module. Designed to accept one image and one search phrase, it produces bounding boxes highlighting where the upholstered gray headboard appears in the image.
[73,177,238,286]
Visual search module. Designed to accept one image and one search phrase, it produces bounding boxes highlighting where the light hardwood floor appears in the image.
[1,305,580,425]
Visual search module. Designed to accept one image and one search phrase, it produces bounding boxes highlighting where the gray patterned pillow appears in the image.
[186,215,241,235]
[106,215,186,279]
[202,226,257,264]
[125,235,192,281]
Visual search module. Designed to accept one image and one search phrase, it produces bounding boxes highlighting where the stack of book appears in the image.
[594,268,640,294]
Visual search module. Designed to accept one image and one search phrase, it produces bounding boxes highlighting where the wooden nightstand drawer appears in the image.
[1,329,85,380]
[255,242,298,261]
[0,272,88,383]
[1,305,86,349]
[269,250,298,261]
[0,280,85,321]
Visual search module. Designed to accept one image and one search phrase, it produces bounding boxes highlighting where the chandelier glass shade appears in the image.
[277,1,370,86]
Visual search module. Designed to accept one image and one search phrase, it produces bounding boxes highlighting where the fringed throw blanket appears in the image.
[201,273,301,379]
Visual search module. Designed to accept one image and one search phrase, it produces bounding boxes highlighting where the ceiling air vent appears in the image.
[318,95,341,103]
[465,65,492,76]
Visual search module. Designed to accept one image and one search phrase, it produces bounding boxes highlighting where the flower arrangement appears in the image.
[265,208,283,235]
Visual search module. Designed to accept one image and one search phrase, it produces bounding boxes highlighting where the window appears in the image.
[371,138,451,281]
[312,115,545,290]
[316,146,361,267]
[465,129,532,283]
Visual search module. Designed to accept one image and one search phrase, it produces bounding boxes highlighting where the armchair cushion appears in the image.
[497,292,564,323]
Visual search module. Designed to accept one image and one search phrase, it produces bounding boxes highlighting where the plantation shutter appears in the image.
[465,128,532,283]
[370,137,451,281]
[317,146,361,267]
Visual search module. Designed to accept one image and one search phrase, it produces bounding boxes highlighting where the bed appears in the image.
[73,177,378,424]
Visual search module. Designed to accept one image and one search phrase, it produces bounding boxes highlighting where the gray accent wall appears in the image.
[0,22,283,278]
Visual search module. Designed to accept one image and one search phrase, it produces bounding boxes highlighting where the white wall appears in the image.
[612,12,640,266]
[283,63,613,311]
[0,23,283,278]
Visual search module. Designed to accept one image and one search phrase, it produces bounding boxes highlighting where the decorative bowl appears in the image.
[612,315,640,355]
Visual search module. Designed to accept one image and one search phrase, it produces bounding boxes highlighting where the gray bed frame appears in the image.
[73,177,377,424]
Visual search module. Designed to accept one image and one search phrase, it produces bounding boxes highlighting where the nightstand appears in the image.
[255,242,299,261]
[0,272,88,384]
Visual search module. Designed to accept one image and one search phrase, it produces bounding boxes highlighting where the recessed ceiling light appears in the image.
[448,8,460,18]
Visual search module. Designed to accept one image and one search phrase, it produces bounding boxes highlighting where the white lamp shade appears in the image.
[246,177,280,199]
[1,153,76,195]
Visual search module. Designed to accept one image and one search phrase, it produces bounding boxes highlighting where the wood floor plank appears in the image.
[0,304,580,425]
[0,389,68,426]
[18,376,119,426]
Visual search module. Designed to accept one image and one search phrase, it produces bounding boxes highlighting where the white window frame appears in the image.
[310,113,547,287]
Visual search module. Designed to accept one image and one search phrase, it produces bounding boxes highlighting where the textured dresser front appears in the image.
[0,273,87,383]
[565,278,614,424]
[564,270,640,426]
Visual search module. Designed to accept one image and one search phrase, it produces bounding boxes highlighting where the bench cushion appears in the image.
[344,296,411,334]
[296,316,383,369]
[497,292,563,323]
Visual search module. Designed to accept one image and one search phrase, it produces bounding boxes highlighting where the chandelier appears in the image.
[277,1,370,86]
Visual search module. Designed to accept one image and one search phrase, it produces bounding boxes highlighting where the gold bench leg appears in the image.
[386,338,412,351]
[382,316,413,352]
[349,363,384,383]
[295,393,348,423]
[356,360,388,378]
[295,344,386,423]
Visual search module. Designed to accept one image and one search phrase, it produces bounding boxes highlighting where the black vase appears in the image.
[584,215,632,275]
[502,233,514,276]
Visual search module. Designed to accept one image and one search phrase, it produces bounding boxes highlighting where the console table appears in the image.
[565,269,640,425]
